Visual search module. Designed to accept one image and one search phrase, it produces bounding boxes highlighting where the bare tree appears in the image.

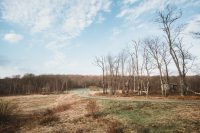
[129,40,141,94]
[119,49,128,93]
[161,42,171,85]
[128,50,135,93]
[142,45,153,96]
[106,54,115,94]
[175,38,196,94]
[113,55,120,93]
[157,5,190,96]
[145,37,166,95]
[94,56,107,94]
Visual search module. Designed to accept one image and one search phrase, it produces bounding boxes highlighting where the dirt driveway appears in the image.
[70,88,200,104]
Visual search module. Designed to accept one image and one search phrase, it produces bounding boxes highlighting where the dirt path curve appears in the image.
[70,88,200,104]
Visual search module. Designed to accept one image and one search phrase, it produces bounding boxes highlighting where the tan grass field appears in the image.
[0,92,200,133]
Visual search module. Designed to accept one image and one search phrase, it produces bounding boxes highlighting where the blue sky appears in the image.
[0,0,200,78]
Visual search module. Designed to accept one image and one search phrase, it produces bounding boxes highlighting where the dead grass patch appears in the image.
[39,115,60,126]
[107,121,124,133]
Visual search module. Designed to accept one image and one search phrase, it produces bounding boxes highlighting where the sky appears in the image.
[0,0,200,78]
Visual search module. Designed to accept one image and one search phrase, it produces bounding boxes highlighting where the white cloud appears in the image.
[1,0,111,38]
[61,0,111,38]
[1,0,111,57]
[44,50,65,67]
[96,14,105,23]
[123,0,139,5]
[1,0,59,33]
[0,0,112,74]
[184,15,200,35]
[117,0,165,20]
[117,0,198,21]
[4,33,23,43]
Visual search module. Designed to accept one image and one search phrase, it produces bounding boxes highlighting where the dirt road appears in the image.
[70,88,200,104]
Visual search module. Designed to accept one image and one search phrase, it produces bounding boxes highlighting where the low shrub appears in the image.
[85,100,99,117]
[53,104,70,113]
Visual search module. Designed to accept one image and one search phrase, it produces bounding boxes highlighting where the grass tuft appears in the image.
[0,100,18,122]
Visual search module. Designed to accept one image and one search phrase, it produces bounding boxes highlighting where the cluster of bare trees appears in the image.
[95,6,199,96]
[94,41,152,96]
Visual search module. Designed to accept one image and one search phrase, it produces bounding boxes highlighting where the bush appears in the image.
[53,104,70,113]
[0,100,18,122]
[85,100,99,117]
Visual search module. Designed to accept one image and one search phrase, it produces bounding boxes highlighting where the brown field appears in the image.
[0,90,200,133]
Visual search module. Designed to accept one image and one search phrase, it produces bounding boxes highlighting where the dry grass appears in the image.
[0,94,108,133]
[1,92,200,133]
[0,100,18,122]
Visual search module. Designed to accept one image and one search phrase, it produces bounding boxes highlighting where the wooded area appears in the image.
[0,74,101,95]
[0,74,200,96]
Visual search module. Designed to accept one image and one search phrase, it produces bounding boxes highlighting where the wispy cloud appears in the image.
[1,0,111,50]
[0,0,112,73]
[117,0,198,22]
[61,1,111,38]
[44,50,65,67]
[1,0,111,38]
[3,32,23,43]
[123,0,139,5]
[117,0,165,20]
[96,14,105,24]
[110,28,121,40]
[184,15,200,35]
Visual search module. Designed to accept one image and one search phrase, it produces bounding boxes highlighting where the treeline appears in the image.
[0,74,101,96]
[0,74,199,96]
[94,6,200,96]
